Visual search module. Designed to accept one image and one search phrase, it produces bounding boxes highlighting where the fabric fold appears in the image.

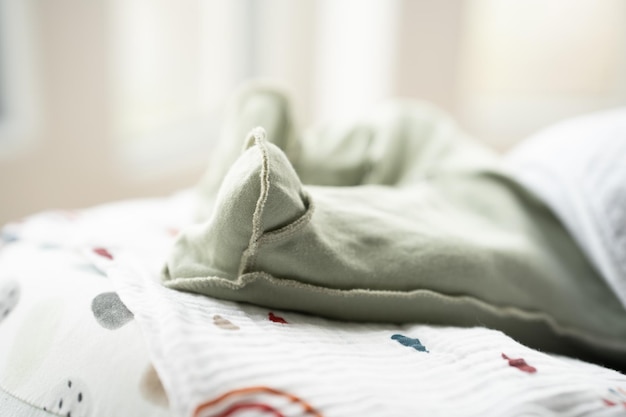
[163,84,626,368]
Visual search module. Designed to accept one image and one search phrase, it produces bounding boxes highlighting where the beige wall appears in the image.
[394,0,466,115]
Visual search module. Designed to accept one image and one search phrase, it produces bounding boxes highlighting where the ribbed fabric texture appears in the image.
[112,256,626,417]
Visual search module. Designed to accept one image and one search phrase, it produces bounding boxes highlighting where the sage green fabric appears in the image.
[163,85,626,369]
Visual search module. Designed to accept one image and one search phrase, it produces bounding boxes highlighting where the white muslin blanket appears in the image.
[11,186,623,417]
[82,191,626,417]
[109,255,626,417]
[5,107,626,416]
[507,108,626,309]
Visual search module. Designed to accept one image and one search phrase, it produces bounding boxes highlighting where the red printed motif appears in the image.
[501,353,537,374]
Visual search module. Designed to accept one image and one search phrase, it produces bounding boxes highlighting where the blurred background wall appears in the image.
[1,0,625,225]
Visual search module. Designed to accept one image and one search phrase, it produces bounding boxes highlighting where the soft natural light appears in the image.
[463,0,623,95]
[0,0,39,155]
[459,0,626,147]
[313,0,399,123]
[109,0,249,172]
[1,0,625,227]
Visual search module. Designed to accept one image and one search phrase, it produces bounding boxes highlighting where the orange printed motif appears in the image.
[193,386,322,417]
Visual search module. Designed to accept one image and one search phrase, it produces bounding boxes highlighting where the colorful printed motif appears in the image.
[391,334,429,352]
[269,312,288,324]
[213,315,240,330]
[92,247,114,261]
[501,353,537,374]
[91,292,134,330]
[602,387,626,408]
[193,386,323,417]
[140,365,170,409]
[3,204,626,417]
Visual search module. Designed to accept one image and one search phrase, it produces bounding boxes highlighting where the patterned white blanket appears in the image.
[3,120,626,415]
[111,254,626,417]
[77,190,626,417]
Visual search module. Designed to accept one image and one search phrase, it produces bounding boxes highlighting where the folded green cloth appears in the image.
[163,85,626,369]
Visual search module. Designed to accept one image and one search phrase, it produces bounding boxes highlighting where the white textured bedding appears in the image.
[2,189,625,417]
[508,107,626,309]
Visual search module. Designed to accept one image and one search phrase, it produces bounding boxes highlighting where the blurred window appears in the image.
[459,0,626,147]
[0,0,39,154]
[0,10,5,121]
[110,0,253,171]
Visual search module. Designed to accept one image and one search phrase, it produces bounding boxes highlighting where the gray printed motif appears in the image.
[91,292,134,330]
[43,378,90,417]
[0,280,20,324]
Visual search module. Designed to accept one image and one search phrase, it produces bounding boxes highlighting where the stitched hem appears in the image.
[239,128,271,276]
[238,128,313,275]
[163,271,626,355]
[0,381,51,416]
[256,191,314,245]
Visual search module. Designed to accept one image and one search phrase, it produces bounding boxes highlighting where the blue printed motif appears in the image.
[391,334,429,352]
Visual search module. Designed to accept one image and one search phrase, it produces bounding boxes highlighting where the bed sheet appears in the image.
[1,191,626,417]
